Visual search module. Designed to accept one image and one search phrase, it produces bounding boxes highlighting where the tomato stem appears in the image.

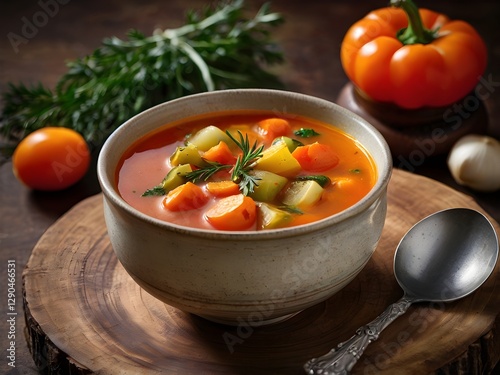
[391,0,436,45]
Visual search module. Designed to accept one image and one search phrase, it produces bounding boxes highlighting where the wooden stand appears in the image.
[336,83,489,158]
[22,169,500,374]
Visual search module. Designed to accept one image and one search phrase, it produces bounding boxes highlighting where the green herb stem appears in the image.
[391,0,436,45]
[226,131,264,195]
[185,162,231,183]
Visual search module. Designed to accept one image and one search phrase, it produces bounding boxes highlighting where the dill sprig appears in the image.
[227,130,264,195]
[0,0,284,154]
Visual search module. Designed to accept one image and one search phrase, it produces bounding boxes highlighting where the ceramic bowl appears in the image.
[97,89,392,325]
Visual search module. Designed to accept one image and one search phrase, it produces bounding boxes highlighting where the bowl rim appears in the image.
[97,89,392,240]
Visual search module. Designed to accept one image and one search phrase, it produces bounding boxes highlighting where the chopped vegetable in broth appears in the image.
[117,111,376,231]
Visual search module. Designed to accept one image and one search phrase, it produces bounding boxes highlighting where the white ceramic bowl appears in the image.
[97,89,392,325]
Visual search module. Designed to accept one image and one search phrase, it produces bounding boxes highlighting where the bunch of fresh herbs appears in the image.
[0,0,284,155]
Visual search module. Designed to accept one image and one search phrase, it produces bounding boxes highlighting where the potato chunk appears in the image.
[187,126,232,152]
[282,180,323,209]
[255,143,301,177]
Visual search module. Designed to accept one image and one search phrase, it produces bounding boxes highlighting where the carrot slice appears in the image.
[163,182,209,211]
[205,194,256,230]
[257,118,291,141]
[206,180,241,197]
[292,142,340,172]
[203,141,236,165]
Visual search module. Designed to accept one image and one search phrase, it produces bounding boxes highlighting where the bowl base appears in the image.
[126,269,304,326]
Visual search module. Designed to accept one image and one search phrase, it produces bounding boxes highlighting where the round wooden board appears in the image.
[23,169,500,374]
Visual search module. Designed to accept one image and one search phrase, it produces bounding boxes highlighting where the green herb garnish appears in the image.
[0,0,284,154]
[185,161,232,183]
[183,130,264,195]
[142,185,167,197]
[296,175,331,187]
[227,131,264,195]
[294,128,321,138]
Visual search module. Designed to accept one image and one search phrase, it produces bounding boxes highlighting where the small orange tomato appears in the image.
[12,127,91,191]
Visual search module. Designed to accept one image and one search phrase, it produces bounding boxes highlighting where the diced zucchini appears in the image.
[257,203,292,230]
[272,136,304,153]
[169,144,205,167]
[162,164,193,193]
[187,126,232,152]
[282,180,323,208]
[248,170,288,202]
[254,143,302,177]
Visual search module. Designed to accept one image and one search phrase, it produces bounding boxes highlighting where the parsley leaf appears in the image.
[294,128,321,138]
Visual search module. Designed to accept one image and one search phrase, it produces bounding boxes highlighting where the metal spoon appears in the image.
[304,208,499,375]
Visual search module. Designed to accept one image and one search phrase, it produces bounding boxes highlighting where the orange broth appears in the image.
[117,111,377,230]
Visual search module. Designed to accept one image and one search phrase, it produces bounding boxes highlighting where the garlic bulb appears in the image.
[447,134,500,192]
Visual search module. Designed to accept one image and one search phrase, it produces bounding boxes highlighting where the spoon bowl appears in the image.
[395,208,499,302]
[304,207,498,374]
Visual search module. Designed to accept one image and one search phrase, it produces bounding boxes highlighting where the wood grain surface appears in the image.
[22,169,500,374]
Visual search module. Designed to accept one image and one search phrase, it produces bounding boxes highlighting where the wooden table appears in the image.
[1,0,499,373]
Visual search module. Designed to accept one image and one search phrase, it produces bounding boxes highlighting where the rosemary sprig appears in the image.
[183,130,263,195]
[227,130,264,195]
[185,161,231,183]
[0,0,284,154]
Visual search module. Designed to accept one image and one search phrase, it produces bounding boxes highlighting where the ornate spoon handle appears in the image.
[304,296,413,375]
